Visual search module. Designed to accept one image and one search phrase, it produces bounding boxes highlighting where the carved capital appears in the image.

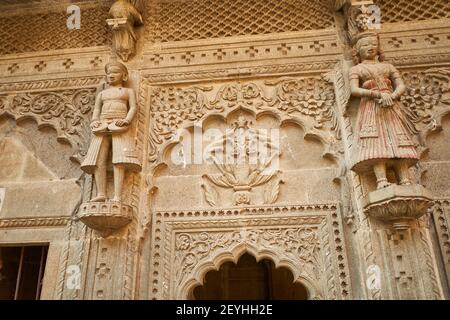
[78,201,133,237]
[363,184,433,229]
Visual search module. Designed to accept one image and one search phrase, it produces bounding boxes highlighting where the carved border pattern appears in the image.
[0,216,71,228]
[148,204,351,300]
[143,61,338,84]
[432,199,450,288]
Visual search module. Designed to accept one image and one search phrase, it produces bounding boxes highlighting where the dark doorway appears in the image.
[0,245,48,300]
[193,252,308,300]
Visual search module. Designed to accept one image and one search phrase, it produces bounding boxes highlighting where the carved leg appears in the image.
[374,161,391,189]
[112,164,125,203]
[395,160,412,185]
[91,136,111,202]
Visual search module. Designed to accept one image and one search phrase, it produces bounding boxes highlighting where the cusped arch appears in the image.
[177,242,321,300]
[149,104,340,181]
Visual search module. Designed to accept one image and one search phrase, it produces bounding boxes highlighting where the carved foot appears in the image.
[90,195,107,202]
[376,179,392,189]
[399,179,412,186]
[109,197,122,203]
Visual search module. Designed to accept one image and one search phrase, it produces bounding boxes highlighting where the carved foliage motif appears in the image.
[147,204,351,299]
[174,227,321,292]
[0,88,96,163]
[148,77,337,163]
[401,68,450,136]
[202,116,282,207]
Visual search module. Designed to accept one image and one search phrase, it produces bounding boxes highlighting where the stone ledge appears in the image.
[78,201,133,237]
[363,184,433,228]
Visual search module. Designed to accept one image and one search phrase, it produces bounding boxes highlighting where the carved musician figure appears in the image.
[349,32,419,189]
[81,62,141,203]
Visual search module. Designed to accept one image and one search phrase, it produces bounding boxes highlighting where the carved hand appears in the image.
[380,92,394,107]
[115,119,130,127]
[90,120,101,129]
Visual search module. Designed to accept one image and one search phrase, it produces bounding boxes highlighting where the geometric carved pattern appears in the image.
[431,200,450,289]
[148,204,351,300]
[0,4,111,55]
[375,0,449,23]
[145,0,335,43]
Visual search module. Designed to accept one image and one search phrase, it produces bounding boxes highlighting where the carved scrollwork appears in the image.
[173,227,321,295]
[266,77,336,129]
[0,88,96,163]
[398,67,450,152]
[147,77,339,167]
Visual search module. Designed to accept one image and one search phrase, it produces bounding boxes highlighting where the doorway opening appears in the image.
[0,245,49,300]
[192,252,308,300]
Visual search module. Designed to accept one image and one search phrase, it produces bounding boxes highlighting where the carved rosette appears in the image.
[78,202,133,237]
[363,185,433,229]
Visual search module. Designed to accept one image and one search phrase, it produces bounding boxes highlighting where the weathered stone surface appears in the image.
[0,0,449,301]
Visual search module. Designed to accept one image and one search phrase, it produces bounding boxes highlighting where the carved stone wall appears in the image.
[0,1,112,56]
[145,0,335,43]
[0,0,449,301]
[375,0,449,23]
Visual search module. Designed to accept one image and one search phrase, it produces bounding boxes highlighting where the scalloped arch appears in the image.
[177,242,321,300]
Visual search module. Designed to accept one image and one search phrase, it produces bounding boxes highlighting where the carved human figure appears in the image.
[349,32,419,189]
[81,62,141,202]
[108,0,143,62]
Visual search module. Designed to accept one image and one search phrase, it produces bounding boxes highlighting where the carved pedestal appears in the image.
[78,201,132,237]
[363,184,433,230]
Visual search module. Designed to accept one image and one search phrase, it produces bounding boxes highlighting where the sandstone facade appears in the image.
[0,0,449,300]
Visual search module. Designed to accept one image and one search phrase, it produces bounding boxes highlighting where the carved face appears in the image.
[357,36,379,61]
[106,65,126,85]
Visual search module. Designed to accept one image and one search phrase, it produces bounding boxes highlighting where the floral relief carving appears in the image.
[173,227,321,296]
[0,88,96,163]
[401,68,450,139]
[266,77,336,129]
[202,115,281,207]
[147,77,337,164]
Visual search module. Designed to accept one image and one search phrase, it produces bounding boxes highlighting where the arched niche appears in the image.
[191,252,309,300]
[177,243,321,300]
[151,108,340,210]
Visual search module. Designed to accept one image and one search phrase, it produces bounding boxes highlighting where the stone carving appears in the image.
[0,3,111,55]
[349,32,420,190]
[174,227,321,292]
[147,78,337,165]
[145,0,334,43]
[349,31,436,228]
[0,88,96,163]
[108,0,144,62]
[376,0,449,24]
[363,184,433,230]
[79,62,141,235]
[431,200,450,288]
[202,115,282,206]
[148,204,351,299]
